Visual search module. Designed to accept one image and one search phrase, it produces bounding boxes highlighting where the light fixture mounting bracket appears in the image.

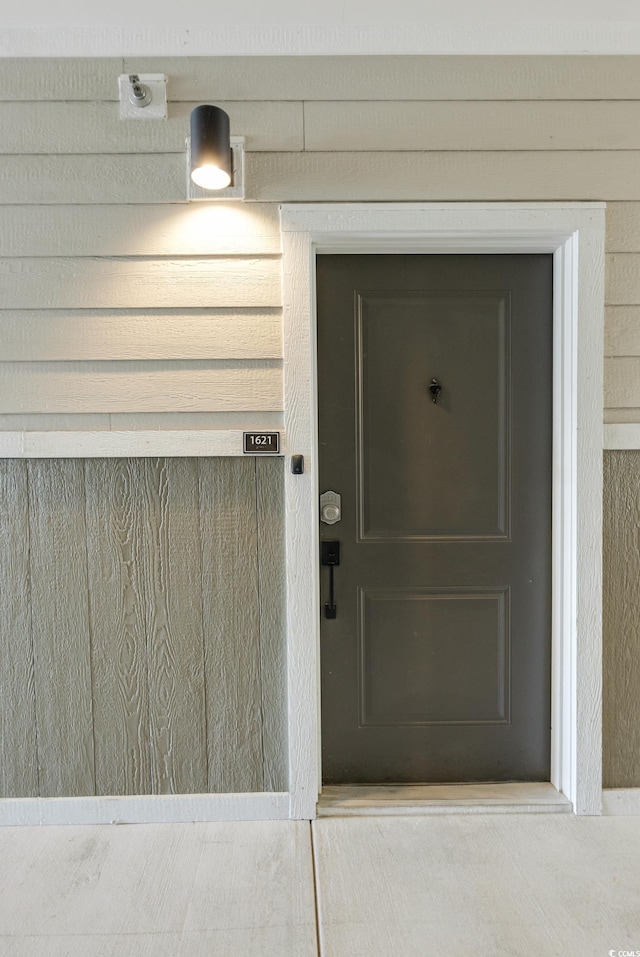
[118,73,167,120]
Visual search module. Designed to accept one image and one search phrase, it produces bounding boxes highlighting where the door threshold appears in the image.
[317,783,572,817]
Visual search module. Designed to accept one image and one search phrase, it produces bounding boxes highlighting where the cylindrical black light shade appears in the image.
[190,105,232,190]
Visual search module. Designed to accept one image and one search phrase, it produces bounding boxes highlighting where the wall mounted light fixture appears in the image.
[187,105,245,201]
[189,105,232,189]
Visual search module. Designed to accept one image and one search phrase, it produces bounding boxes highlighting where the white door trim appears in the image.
[280,202,605,818]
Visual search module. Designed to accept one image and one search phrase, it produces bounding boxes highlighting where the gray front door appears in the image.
[317,254,552,784]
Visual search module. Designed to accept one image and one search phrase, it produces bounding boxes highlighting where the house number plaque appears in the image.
[243,432,280,454]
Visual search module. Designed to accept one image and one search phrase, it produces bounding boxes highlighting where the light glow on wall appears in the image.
[148,202,275,255]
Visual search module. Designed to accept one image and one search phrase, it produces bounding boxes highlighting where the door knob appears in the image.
[320,490,341,525]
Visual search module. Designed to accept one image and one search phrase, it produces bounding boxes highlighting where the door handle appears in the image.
[321,540,340,619]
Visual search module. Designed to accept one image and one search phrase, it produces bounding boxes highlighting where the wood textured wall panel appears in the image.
[256,457,288,791]
[606,254,640,305]
[605,307,640,356]
[606,203,640,253]
[0,457,287,798]
[139,459,208,794]
[0,58,119,100]
[245,151,640,202]
[0,362,282,414]
[127,55,640,102]
[198,458,264,792]
[0,312,282,362]
[0,204,281,257]
[603,451,640,787]
[0,258,281,310]
[0,460,38,798]
[305,101,640,152]
[84,459,152,796]
[0,155,185,205]
[27,459,95,797]
[0,101,303,154]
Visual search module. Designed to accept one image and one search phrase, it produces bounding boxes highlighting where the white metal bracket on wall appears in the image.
[118,73,167,120]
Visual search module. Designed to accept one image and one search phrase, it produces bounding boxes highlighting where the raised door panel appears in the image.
[357,292,510,540]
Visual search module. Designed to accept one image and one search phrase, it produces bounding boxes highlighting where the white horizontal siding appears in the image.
[606,255,640,305]
[0,204,281,256]
[244,152,640,202]
[305,101,640,152]
[605,358,640,408]
[0,361,282,414]
[0,58,120,100]
[0,154,185,205]
[0,414,111,431]
[605,307,640,356]
[109,412,284,430]
[0,258,281,309]
[0,312,282,361]
[606,204,640,253]
[10,98,640,156]
[605,408,640,424]
[126,55,640,102]
[8,151,640,207]
[0,101,303,154]
[0,412,283,432]
[0,56,640,430]
[605,212,640,420]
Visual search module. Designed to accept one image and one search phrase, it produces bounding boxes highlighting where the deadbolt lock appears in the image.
[320,490,341,525]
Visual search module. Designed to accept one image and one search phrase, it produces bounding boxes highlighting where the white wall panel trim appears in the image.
[0,792,289,826]
[0,430,285,458]
[603,424,640,448]
[602,789,640,815]
[281,202,605,819]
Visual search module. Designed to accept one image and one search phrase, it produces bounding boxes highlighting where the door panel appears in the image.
[360,587,509,726]
[357,292,510,540]
[317,254,552,784]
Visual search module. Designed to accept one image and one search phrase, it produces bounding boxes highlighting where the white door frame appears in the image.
[280,202,605,818]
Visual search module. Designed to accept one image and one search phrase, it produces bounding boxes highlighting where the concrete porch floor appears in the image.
[0,814,639,957]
